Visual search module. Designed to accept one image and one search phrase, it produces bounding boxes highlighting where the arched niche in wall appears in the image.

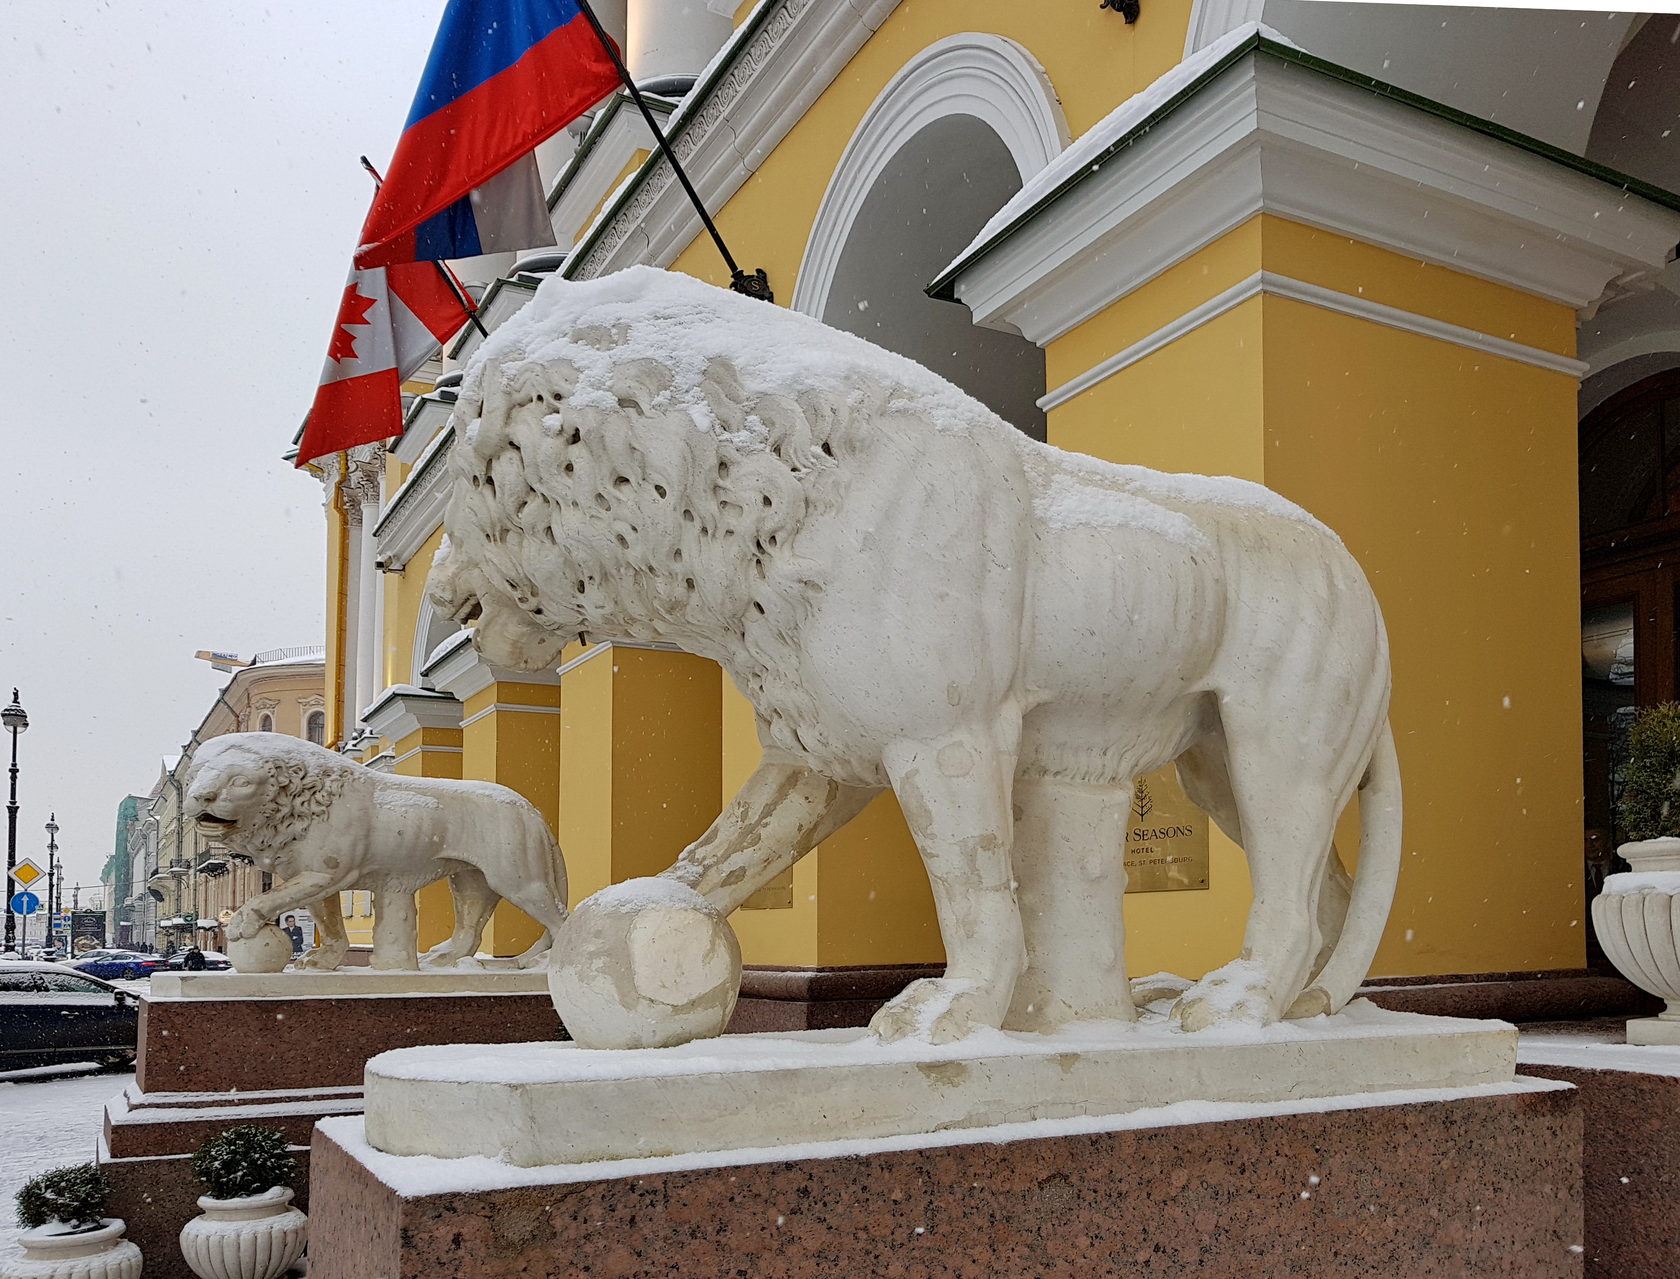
[411,592,465,689]
[793,34,1068,441]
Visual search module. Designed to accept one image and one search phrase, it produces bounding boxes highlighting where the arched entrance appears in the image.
[1580,368,1680,918]
[821,115,1046,437]
[794,34,1066,440]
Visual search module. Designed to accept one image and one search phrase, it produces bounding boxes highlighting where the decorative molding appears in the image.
[1184,0,1262,57]
[548,93,671,248]
[373,423,454,573]
[361,684,465,742]
[1039,270,1589,411]
[555,642,612,679]
[390,742,465,768]
[393,391,457,467]
[447,276,539,365]
[569,0,904,281]
[460,701,563,730]
[791,32,1068,319]
[944,49,1680,347]
[426,638,562,704]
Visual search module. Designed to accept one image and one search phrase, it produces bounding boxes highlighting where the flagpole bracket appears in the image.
[729,268,775,304]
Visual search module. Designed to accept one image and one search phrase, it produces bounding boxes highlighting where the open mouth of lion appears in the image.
[195,812,238,834]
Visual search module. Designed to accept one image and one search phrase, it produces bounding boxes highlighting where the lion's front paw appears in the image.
[869,978,999,1045]
[225,910,261,943]
[1171,960,1280,1032]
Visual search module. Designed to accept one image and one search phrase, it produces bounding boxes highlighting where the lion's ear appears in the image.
[610,359,674,413]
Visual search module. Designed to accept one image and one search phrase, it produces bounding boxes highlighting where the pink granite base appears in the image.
[1518,1059,1680,1279]
[137,989,563,1092]
[308,1086,1581,1278]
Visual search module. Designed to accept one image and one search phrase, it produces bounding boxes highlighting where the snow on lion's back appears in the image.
[465,266,1328,540]
[466,265,1003,443]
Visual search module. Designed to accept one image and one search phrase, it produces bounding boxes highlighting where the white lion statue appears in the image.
[185,734,569,971]
[429,267,1400,1044]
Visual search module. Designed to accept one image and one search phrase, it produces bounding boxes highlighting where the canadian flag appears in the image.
[296,261,471,467]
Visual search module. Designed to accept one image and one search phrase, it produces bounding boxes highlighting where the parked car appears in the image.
[66,949,169,981]
[161,948,232,972]
[0,961,138,1071]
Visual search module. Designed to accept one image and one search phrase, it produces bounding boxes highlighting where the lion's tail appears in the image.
[1288,720,1402,1017]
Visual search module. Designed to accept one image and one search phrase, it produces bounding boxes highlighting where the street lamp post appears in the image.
[2,690,27,954]
[44,814,59,951]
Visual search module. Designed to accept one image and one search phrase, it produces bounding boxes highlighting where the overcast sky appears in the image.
[1,3,448,893]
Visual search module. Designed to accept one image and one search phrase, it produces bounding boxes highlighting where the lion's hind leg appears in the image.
[422,867,500,968]
[1172,718,1355,1031]
[1004,774,1134,1031]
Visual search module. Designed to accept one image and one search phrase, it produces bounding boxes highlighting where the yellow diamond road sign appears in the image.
[10,859,44,888]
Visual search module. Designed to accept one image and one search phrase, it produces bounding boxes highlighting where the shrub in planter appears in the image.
[15,1164,111,1233]
[180,1126,307,1279]
[1617,702,1680,843]
[190,1127,296,1201]
[3,1163,141,1279]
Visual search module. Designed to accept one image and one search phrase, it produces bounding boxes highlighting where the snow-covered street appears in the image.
[0,1061,132,1254]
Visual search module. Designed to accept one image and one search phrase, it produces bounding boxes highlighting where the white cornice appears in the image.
[447,276,538,365]
[946,50,1680,347]
[361,685,464,742]
[1040,270,1589,411]
[549,95,670,248]
[424,638,562,704]
[372,423,453,573]
[569,0,903,281]
[393,393,457,467]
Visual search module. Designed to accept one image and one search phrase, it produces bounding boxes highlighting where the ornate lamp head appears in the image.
[1,689,26,736]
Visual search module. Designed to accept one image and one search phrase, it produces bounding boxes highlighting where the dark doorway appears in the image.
[1580,368,1680,959]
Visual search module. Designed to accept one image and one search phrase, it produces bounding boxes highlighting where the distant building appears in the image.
[125,648,331,955]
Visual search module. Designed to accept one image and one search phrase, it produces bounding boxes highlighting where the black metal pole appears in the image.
[43,818,53,952]
[574,0,773,302]
[358,156,492,339]
[5,722,17,954]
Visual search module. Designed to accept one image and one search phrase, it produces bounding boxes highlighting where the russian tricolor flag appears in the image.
[355,0,621,268]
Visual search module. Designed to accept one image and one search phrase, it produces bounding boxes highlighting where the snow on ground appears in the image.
[0,1062,133,1255]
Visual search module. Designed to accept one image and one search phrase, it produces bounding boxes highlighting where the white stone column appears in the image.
[626,0,732,83]
[343,449,384,741]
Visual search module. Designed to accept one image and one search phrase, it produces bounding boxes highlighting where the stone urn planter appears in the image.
[178,1187,307,1279]
[1593,837,1680,1045]
[0,1221,142,1279]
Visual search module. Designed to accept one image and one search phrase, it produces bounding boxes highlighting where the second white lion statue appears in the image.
[185,733,568,971]
[430,267,1401,1044]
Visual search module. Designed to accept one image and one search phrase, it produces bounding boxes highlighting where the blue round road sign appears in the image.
[9,890,40,916]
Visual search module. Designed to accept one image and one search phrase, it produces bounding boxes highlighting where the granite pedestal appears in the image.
[308,1079,1580,1278]
[99,970,563,1279]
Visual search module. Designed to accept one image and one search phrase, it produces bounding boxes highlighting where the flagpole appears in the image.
[359,156,492,339]
[575,0,773,303]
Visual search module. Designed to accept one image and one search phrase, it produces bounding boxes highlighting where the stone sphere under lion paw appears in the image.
[548,878,741,1049]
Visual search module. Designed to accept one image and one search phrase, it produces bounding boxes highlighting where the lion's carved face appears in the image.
[184,735,353,857]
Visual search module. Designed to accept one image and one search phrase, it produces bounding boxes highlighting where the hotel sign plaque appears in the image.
[1123,768,1210,893]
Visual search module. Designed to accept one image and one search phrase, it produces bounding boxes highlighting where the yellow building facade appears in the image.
[311,1,1680,1001]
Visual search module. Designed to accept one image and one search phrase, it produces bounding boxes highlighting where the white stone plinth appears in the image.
[363,1002,1515,1167]
[1626,1015,1680,1046]
[148,969,548,1000]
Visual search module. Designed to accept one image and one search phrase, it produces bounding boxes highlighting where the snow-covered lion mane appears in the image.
[444,327,891,693]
